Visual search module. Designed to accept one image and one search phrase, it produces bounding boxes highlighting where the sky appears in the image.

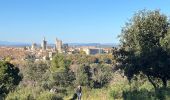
[0,0,170,44]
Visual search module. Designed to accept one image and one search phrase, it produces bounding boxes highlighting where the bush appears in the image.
[37,91,63,100]
[6,86,38,100]
[51,70,75,88]
[23,61,49,83]
[91,64,113,88]
[74,64,92,87]
[6,86,63,100]
[0,61,22,97]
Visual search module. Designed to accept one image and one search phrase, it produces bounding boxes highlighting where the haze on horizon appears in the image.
[0,0,170,44]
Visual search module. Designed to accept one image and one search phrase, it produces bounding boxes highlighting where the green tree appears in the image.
[91,64,113,88]
[50,54,75,87]
[0,61,22,96]
[24,61,49,84]
[116,10,170,89]
[51,54,68,73]
[52,70,75,87]
[74,64,92,87]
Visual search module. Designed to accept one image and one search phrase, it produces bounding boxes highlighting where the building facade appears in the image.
[41,37,47,50]
[56,38,62,53]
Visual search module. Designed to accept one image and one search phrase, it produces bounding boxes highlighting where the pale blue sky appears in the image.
[0,0,170,43]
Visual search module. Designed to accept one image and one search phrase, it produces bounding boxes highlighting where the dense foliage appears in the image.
[50,54,113,89]
[0,61,22,97]
[115,9,170,88]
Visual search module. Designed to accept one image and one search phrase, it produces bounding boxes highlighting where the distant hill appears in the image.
[67,43,119,48]
[0,41,30,47]
[0,41,118,48]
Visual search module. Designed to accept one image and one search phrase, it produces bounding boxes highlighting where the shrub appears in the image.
[74,64,92,87]
[6,86,63,100]
[0,61,22,97]
[91,64,113,88]
[37,91,63,100]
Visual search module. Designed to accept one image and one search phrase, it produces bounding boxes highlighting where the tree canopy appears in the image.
[116,10,170,88]
[51,54,71,73]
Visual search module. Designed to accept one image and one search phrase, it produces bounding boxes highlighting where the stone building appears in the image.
[41,37,47,50]
[56,38,62,53]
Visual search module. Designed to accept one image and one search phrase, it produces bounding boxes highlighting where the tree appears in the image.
[91,64,113,88]
[24,61,49,84]
[74,64,92,87]
[74,63,113,88]
[50,54,75,87]
[50,53,67,72]
[0,61,22,96]
[52,70,75,87]
[116,9,170,88]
